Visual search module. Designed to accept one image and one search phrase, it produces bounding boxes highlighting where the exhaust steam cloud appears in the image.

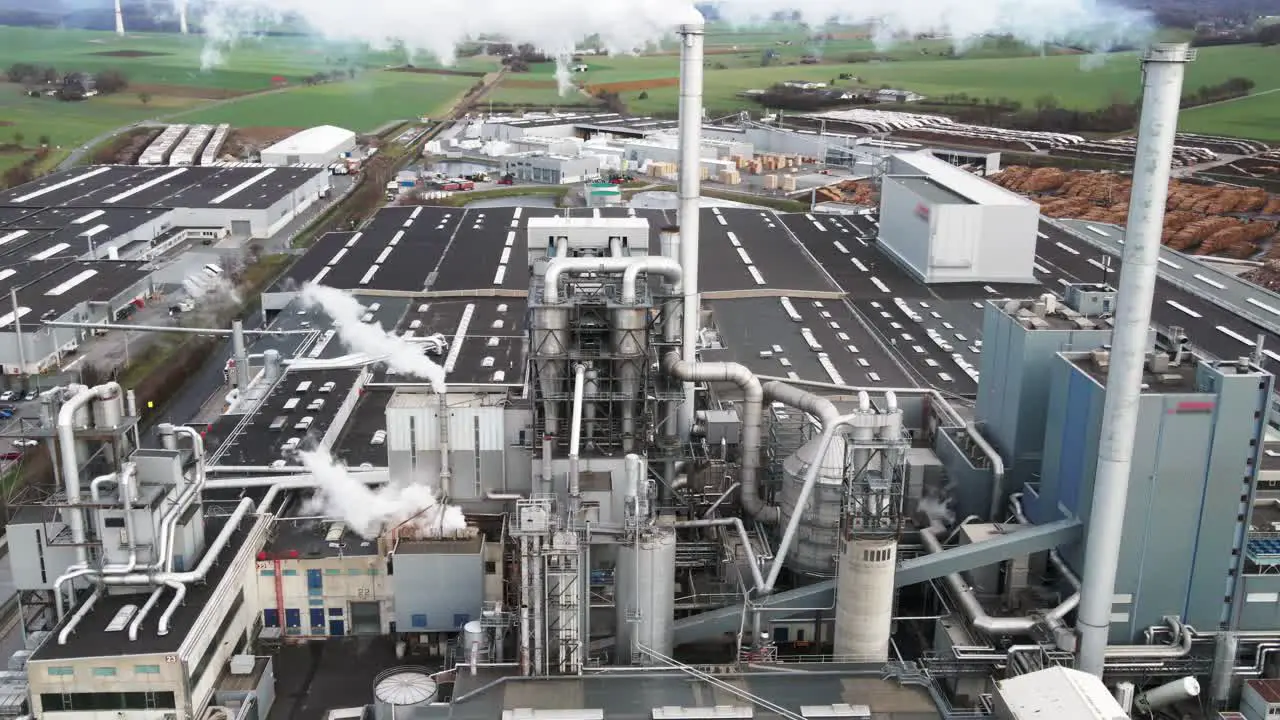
[299,283,448,393]
[180,0,1152,78]
[297,449,468,539]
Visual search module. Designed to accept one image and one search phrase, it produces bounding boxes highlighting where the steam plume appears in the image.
[916,495,954,536]
[180,0,1152,74]
[299,283,448,393]
[297,448,468,539]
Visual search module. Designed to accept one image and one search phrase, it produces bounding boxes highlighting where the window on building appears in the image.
[484,561,497,575]
[92,667,117,677]
[260,569,275,577]
[41,692,176,712]
[134,665,161,675]
[46,666,74,677]
[411,614,427,629]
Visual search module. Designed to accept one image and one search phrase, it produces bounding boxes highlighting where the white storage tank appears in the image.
[462,620,489,661]
[833,536,897,661]
[373,667,437,720]
[92,385,125,429]
[777,433,848,577]
[614,527,676,664]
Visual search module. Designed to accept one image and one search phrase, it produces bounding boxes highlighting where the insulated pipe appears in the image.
[761,381,839,426]
[1135,676,1200,713]
[968,423,1007,521]
[569,364,586,509]
[58,587,103,644]
[519,535,531,675]
[156,424,207,574]
[93,464,141,574]
[532,535,544,675]
[676,10,705,438]
[920,529,1037,635]
[625,453,647,521]
[437,393,452,490]
[1105,616,1193,660]
[662,352,773,522]
[703,482,740,518]
[673,518,765,591]
[231,320,250,391]
[542,257,682,305]
[1077,43,1192,676]
[158,423,177,450]
[57,383,112,565]
[128,586,166,641]
[156,579,188,636]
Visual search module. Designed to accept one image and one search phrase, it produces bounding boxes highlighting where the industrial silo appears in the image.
[834,536,897,660]
[614,527,676,664]
[373,667,437,720]
[777,433,849,577]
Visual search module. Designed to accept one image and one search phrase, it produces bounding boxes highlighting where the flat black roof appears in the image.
[209,368,361,467]
[0,165,325,211]
[4,206,168,232]
[431,206,533,292]
[332,387,394,468]
[707,296,915,388]
[275,206,465,292]
[853,297,984,394]
[267,515,380,558]
[8,260,149,327]
[372,297,526,386]
[32,515,254,660]
[0,206,39,226]
[706,207,840,294]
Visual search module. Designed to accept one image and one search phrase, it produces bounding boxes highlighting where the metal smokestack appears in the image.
[178,0,189,34]
[1075,42,1193,676]
[114,0,125,34]
[675,9,705,438]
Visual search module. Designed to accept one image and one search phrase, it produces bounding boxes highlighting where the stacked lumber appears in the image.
[814,179,877,206]
[1197,221,1274,259]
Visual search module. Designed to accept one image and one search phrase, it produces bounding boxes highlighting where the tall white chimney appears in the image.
[1075,42,1194,676]
[114,0,125,35]
[675,8,705,437]
[179,0,189,34]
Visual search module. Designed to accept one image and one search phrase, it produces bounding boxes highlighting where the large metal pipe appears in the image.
[57,383,114,565]
[532,535,544,675]
[519,535,531,675]
[128,586,166,641]
[674,518,765,591]
[543,257,683,305]
[625,453,648,521]
[231,320,250,390]
[761,381,838,426]
[663,352,772,522]
[676,10,705,438]
[92,464,140,574]
[1077,42,1193,677]
[968,423,1007,521]
[1135,676,1199,713]
[58,587,103,644]
[569,364,586,508]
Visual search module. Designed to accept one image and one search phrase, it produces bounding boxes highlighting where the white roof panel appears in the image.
[264,125,357,156]
[996,666,1129,720]
[891,150,1034,207]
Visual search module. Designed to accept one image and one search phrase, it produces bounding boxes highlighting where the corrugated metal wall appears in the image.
[392,552,484,631]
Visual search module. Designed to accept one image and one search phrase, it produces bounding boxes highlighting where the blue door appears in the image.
[263,609,279,627]
[306,569,323,594]
[310,608,325,632]
[330,620,345,636]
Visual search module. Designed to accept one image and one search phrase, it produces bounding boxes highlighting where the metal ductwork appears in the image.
[662,352,771,522]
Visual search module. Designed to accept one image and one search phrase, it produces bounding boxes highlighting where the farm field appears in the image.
[1178,89,1280,142]
[178,71,480,131]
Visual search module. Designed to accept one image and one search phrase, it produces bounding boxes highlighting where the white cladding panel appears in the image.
[448,407,505,451]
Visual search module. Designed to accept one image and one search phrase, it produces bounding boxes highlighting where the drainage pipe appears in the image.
[663,352,773,522]
[673,518,765,591]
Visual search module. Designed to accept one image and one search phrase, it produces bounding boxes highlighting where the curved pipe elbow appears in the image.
[621,258,682,304]
[761,380,839,426]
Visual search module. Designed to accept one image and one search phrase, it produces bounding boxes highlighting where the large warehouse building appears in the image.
[878,151,1040,285]
[261,126,357,166]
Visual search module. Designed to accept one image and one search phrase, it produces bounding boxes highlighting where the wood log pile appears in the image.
[814,179,877,206]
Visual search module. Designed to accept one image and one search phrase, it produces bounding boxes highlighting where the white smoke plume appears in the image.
[180,0,1153,76]
[297,448,468,540]
[298,283,447,393]
[916,495,954,536]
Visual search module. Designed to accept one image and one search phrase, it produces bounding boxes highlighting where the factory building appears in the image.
[877,151,1040,285]
[500,152,602,185]
[260,126,357,166]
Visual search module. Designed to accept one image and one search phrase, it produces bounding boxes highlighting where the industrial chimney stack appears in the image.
[1075,42,1194,676]
[114,0,125,35]
[179,1,189,34]
[675,9,705,437]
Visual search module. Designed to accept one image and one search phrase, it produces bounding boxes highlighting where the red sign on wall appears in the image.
[915,202,930,221]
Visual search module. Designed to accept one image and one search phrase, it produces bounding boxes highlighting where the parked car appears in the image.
[0,391,13,401]
[12,439,37,448]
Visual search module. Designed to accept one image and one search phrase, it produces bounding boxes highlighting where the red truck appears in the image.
[436,179,475,191]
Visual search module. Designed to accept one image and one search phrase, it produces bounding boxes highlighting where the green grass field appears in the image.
[1178,89,1280,141]
[177,71,478,131]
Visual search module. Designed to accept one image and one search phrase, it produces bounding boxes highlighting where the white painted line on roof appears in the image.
[1033,263,1049,274]
[983,285,998,294]
[209,168,275,205]
[512,207,523,220]
[1248,297,1280,316]
[1055,241,1079,255]
[493,265,508,285]
[443,303,475,375]
[45,269,98,297]
[812,221,827,232]
[850,257,867,272]
[748,266,766,285]
[1037,231,1048,239]
[312,267,331,284]
[505,231,516,248]
[499,247,512,265]
[31,242,69,261]
[10,166,111,203]
[358,265,379,286]
[1166,300,1201,318]
[736,247,753,265]
[0,268,14,282]
[72,210,105,225]
[1194,273,1226,290]
[1057,278,1071,286]
[0,306,31,329]
[0,230,29,247]
[80,223,110,239]
[1087,258,1113,273]
[1158,257,1182,270]
[345,232,362,248]
[716,214,727,226]
[713,207,722,215]
[402,219,413,228]
[871,276,890,294]
[1265,349,1280,364]
[1217,325,1257,347]
[726,231,740,247]
[804,214,815,221]
[410,206,421,220]
[104,167,187,204]
[375,247,392,264]
[329,248,347,266]
[833,241,849,254]
[391,230,405,246]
